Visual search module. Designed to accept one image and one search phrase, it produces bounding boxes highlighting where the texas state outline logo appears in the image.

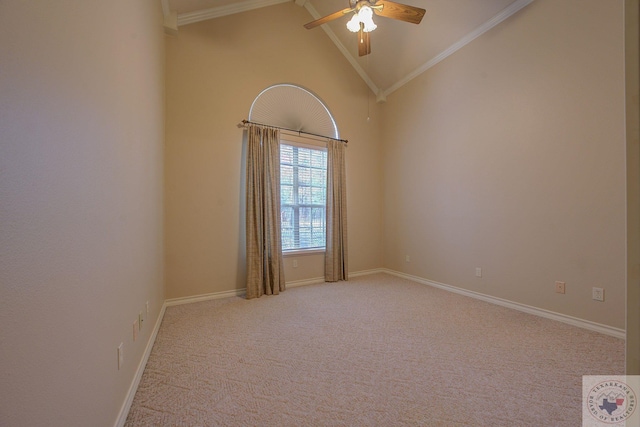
[583,376,639,426]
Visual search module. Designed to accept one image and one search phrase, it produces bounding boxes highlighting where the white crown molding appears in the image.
[178,0,290,26]
[382,0,535,97]
[160,0,170,17]
[169,0,533,99]
[160,0,178,35]
[300,0,534,101]
[164,11,178,35]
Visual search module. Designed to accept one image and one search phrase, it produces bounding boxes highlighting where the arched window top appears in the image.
[249,84,339,140]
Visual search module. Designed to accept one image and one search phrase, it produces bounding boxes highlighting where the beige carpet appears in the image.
[125,273,624,426]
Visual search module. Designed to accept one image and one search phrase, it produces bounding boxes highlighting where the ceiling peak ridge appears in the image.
[163,0,534,103]
[303,1,381,97]
[381,0,535,98]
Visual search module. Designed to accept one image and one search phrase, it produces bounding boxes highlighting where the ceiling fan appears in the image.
[304,0,426,57]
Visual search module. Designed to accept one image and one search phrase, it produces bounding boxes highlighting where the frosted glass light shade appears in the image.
[346,6,377,33]
[358,6,377,32]
[346,14,361,32]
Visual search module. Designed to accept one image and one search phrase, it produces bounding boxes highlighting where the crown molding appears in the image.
[177,0,290,26]
[161,0,170,17]
[382,0,535,98]
[301,0,534,102]
[170,0,533,101]
[160,0,178,35]
[164,11,178,35]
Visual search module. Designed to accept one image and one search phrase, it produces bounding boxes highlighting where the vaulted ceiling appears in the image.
[161,0,534,101]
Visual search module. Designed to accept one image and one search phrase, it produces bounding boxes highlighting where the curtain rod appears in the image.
[237,119,348,144]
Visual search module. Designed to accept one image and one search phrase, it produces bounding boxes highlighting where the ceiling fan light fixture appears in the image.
[358,6,377,32]
[304,0,426,57]
[346,14,361,32]
[346,5,377,33]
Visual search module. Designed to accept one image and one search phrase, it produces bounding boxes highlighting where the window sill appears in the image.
[283,248,325,257]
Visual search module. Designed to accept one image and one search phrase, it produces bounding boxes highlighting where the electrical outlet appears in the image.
[133,320,138,341]
[292,259,298,268]
[117,343,123,370]
[475,267,482,278]
[592,287,604,302]
[405,255,410,263]
[555,281,565,294]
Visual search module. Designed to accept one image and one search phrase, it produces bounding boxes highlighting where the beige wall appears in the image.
[165,2,384,299]
[381,0,627,329]
[626,0,640,374]
[0,0,634,423]
[0,1,165,426]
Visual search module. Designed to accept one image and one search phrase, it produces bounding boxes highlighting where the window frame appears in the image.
[279,134,327,255]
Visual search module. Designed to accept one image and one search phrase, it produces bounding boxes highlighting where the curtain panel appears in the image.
[325,139,348,282]
[245,124,285,299]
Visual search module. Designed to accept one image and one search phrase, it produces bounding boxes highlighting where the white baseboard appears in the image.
[350,268,386,277]
[165,288,245,307]
[285,268,388,287]
[287,276,325,288]
[160,270,384,305]
[115,266,624,427]
[111,269,398,426]
[162,276,326,306]
[114,302,167,427]
[381,269,626,340]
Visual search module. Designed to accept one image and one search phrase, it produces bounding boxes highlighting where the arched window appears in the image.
[244,84,347,291]
[249,84,340,253]
[249,83,340,140]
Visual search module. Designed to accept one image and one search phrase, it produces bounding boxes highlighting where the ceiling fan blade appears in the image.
[357,27,371,56]
[373,0,425,24]
[304,7,353,29]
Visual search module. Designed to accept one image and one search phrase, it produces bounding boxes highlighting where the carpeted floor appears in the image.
[125,273,625,426]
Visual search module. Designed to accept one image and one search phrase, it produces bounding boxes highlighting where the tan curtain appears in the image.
[325,139,348,282]
[245,124,285,299]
